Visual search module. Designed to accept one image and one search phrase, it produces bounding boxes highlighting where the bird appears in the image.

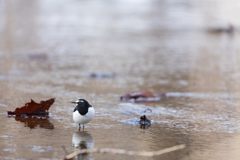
[71,99,95,130]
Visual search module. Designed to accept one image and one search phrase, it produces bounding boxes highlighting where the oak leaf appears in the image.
[7,98,55,116]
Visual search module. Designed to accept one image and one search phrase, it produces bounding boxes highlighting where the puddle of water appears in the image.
[1,0,240,160]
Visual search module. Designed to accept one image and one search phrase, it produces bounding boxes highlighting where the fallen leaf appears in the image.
[120,90,165,102]
[7,98,55,116]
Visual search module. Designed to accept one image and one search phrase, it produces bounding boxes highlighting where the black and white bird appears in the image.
[71,99,95,130]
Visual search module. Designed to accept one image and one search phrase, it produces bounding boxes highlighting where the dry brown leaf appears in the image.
[7,98,55,116]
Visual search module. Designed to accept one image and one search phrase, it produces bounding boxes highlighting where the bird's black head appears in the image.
[72,99,92,115]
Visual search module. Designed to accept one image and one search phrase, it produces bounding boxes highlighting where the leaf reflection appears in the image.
[13,116,54,129]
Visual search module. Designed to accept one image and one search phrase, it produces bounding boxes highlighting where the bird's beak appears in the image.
[71,102,77,104]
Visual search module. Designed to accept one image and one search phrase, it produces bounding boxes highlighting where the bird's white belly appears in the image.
[73,107,95,124]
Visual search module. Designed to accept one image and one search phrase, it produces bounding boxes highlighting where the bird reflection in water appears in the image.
[13,115,54,129]
[72,131,94,160]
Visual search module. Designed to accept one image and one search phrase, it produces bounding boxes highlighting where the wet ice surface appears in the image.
[1,0,240,159]
[117,99,240,133]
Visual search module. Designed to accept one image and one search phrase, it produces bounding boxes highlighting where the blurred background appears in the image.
[1,0,240,159]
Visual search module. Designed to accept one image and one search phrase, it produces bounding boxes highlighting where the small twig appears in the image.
[60,144,185,160]
[143,108,152,113]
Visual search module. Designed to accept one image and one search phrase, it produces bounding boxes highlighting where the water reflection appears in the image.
[12,116,54,129]
[140,124,150,129]
[72,131,94,160]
